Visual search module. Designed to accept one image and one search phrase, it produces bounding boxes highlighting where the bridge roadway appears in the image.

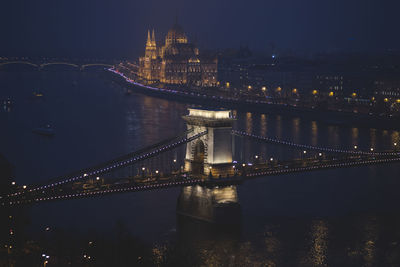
[4,129,203,199]
[3,128,400,205]
[4,153,400,206]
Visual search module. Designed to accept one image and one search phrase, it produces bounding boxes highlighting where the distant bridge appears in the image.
[2,108,400,206]
[0,61,114,70]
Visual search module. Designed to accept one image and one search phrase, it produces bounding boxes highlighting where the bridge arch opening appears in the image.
[192,140,205,175]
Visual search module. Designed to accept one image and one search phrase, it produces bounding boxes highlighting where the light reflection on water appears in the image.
[1,71,400,265]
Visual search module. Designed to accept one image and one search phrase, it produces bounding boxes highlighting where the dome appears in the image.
[165,23,188,46]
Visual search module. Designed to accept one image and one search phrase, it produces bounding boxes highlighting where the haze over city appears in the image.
[2,0,400,57]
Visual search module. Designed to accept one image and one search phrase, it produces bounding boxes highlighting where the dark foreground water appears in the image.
[1,70,400,266]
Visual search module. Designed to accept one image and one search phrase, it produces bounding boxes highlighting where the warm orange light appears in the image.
[312,90,318,95]
[248,85,252,90]
[371,97,375,101]
[384,98,389,102]
[226,82,230,88]
[329,91,334,97]
[276,86,282,92]
[262,86,267,92]
[351,92,357,98]
[396,99,400,104]
[292,88,298,94]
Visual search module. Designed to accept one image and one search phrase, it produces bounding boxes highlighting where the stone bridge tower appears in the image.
[183,108,234,177]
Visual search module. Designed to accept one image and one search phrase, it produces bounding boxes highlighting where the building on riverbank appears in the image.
[138,21,218,87]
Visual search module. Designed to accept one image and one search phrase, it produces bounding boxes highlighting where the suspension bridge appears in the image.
[2,108,400,206]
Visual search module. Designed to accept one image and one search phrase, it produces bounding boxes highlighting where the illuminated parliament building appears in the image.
[138,22,218,87]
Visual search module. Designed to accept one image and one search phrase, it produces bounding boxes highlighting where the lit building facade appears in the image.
[138,23,218,87]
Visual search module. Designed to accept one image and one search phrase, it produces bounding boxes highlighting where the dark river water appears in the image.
[1,70,400,266]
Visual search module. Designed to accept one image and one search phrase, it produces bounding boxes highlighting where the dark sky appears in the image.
[1,0,399,58]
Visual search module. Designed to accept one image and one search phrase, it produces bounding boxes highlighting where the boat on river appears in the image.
[32,125,55,137]
[3,98,12,108]
[32,91,44,98]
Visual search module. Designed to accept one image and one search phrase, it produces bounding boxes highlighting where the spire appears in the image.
[146,29,151,46]
[152,29,156,46]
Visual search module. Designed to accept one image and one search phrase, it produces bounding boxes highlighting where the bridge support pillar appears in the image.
[183,108,235,177]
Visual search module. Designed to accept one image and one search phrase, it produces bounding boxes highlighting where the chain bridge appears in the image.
[2,108,400,206]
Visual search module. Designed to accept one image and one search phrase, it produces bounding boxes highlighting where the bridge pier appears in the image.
[177,185,241,224]
[183,108,235,177]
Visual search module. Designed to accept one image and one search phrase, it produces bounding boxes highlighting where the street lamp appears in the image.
[370,148,374,152]
[354,145,358,149]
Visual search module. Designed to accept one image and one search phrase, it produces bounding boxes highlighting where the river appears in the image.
[1,70,400,266]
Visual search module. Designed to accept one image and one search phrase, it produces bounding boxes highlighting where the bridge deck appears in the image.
[4,153,399,206]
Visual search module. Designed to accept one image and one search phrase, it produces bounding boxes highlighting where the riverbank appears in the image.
[107,69,400,130]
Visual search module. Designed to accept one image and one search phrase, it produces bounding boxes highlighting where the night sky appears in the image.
[1,0,399,58]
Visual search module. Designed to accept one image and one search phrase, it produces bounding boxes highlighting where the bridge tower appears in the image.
[183,108,235,177]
